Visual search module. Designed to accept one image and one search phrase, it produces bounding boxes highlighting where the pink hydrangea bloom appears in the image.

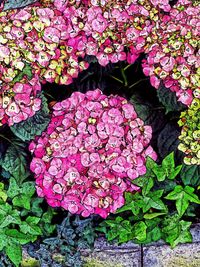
[29,89,157,218]
[0,73,42,126]
[142,0,200,106]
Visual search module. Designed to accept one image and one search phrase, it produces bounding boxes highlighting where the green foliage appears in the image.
[0,139,56,266]
[165,185,200,217]
[0,138,30,183]
[97,152,199,247]
[11,94,50,142]
[180,164,200,187]
[161,214,192,248]
[29,215,96,267]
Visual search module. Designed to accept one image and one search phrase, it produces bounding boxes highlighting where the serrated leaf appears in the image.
[0,140,29,182]
[165,185,200,216]
[180,164,200,186]
[5,242,22,267]
[11,94,50,141]
[157,83,186,114]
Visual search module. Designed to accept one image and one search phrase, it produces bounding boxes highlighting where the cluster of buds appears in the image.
[29,89,157,218]
[178,97,200,165]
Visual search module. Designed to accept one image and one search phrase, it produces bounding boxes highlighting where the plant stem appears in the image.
[109,75,124,84]
[129,78,149,89]
[120,68,128,86]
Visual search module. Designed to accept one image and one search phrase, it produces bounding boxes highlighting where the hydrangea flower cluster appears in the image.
[0,73,41,126]
[142,0,200,106]
[0,5,89,86]
[178,97,200,165]
[29,89,157,218]
[53,0,172,66]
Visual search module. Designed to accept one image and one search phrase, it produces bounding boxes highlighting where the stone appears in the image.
[82,237,141,267]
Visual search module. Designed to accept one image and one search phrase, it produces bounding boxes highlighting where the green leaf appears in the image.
[132,176,154,196]
[153,152,182,181]
[165,185,200,217]
[5,229,36,244]
[115,192,141,215]
[11,94,50,141]
[144,218,162,244]
[8,179,35,209]
[140,190,166,213]
[0,140,29,182]
[21,182,35,196]
[144,212,167,219]
[157,83,186,114]
[0,204,21,228]
[7,177,21,198]
[0,233,8,250]
[12,62,33,83]
[152,165,166,181]
[20,216,42,236]
[5,242,22,267]
[162,215,192,248]
[31,198,44,217]
[180,164,200,187]
[12,194,32,210]
[133,221,147,241]
[157,122,182,160]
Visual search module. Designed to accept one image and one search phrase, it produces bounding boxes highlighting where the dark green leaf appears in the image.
[0,140,29,182]
[157,83,186,114]
[11,94,50,141]
[157,122,183,160]
[180,164,200,186]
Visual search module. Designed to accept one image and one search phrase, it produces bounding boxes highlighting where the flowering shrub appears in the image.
[29,89,157,218]
[178,97,200,165]
[0,0,199,265]
[0,73,42,126]
[142,0,200,106]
